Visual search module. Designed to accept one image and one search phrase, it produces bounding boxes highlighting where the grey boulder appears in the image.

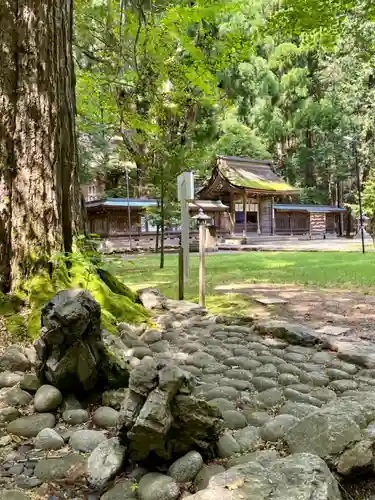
[34,384,62,412]
[138,473,179,500]
[168,450,203,483]
[0,371,23,388]
[92,406,119,428]
[208,452,342,500]
[34,428,64,449]
[7,413,56,437]
[100,479,137,499]
[0,346,30,372]
[87,437,126,489]
[62,409,89,425]
[70,429,107,452]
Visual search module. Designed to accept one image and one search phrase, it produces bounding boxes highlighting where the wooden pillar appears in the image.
[257,195,261,235]
[272,197,276,236]
[243,190,247,236]
[339,212,344,236]
[229,191,235,234]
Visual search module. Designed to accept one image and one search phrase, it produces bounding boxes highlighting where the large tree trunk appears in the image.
[0,0,81,291]
[0,1,17,292]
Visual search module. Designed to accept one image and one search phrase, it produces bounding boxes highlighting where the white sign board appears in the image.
[177,172,194,281]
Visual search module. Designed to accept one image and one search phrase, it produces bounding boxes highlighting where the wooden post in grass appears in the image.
[178,245,184,300]
[192,208,211,307]
[199,223,206,307]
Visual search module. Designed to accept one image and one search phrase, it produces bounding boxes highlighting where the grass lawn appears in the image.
[107,251,375,317]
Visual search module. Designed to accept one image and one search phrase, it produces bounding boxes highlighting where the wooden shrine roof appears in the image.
[198,156,298,197]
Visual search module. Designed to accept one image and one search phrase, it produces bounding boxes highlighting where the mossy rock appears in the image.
[3,252,150,339]
[96,267,136,302]
[101,330,131,389]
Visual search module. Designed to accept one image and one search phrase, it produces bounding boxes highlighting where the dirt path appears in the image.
[215,282,375,343]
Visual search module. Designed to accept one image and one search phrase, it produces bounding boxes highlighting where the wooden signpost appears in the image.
[177,172,194,299]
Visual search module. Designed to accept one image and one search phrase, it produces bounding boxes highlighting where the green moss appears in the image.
[2,252,150,339]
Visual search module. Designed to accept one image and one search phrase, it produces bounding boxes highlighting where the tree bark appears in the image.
[0,0,81,290]
[0,0,17,292]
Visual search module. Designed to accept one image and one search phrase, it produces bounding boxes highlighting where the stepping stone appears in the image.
[316,325,350,336]
[255,297,288,305]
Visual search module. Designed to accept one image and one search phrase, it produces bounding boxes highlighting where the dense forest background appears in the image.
[75,0,375,218]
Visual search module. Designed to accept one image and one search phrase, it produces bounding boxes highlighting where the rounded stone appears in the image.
[62,409,89,425]
[278,364,302,376]
[311,387,337,402]
[222,410,247,429]
[300,363,324,373]
[138,473,179,500]
[0,372,23,388]
[288,384,312,394]
[283,352,307,363]
[149,340,170,353]
[92,406,119,428]
[100,479,139,500]
[132,346,153,359]
[182,365,201,376]
[219,378,252,391]
[217,431,240,458]
[20,374,41,392]
[244,411,272,427]
[69,429,107,452]
[256,388,284,408]
[142,330,162,344]
[205,346,232,360]
[2,387,32,407]
[257,355,286,366]
[193,384,216,398]
[202,363,226,375]
[225,357,261,370]
[326,368,351,381]
[252,377,278,391]
[168,451,203,483]
[0,346,30,372]
[278,373,300,386]
[283,388,322,407]
[7,413,56,437]
[254,364,278,378]
[194,464,225,491]
[330,379,359,392]
[0,406,20,426]
[34,454,86,481]
[233,425,261,452]
[205,386,238,401]
[329,359,358,374]
[310,352,335,364]
[279,402,318,419]
[299,372,329,387]
[202,374,222,385]
[260,414,299,442]
[247,342,266,352]
[224,369,252,381]
[34,428,64,450]
[34,385,63,412]
[183,343,202,353]
[87,437,127,489]
[207,398,235,414]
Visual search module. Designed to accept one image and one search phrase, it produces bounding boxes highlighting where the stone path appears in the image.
[214,282,375,343]
[2,303,375,499]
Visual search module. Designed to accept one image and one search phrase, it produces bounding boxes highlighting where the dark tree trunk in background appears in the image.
[0,0,81,291]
